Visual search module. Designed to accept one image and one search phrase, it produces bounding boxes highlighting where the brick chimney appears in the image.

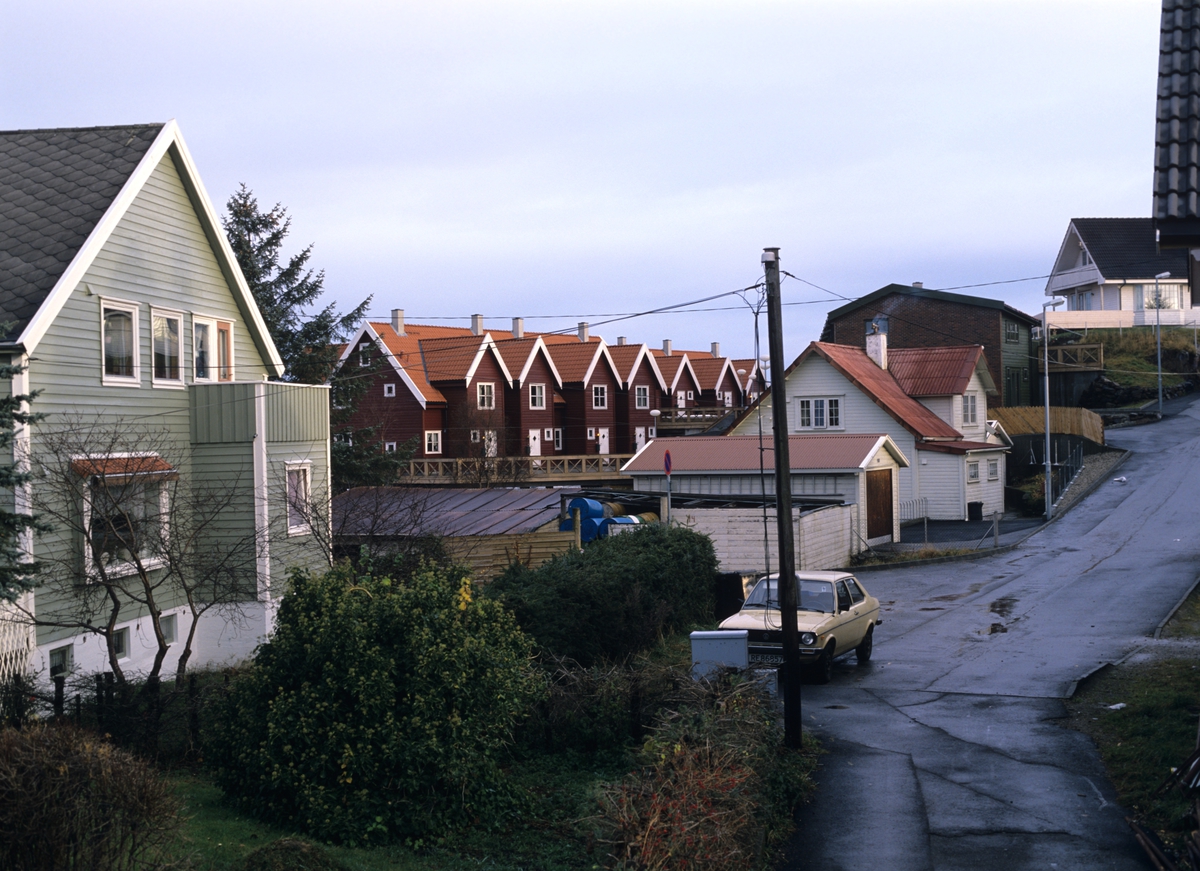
[617,336,626,345]
[662,339,672,356]
[578,322,589,342]
[711,342,720,357]
[866,323,887,369]
[391,308,405,336]
[512,317,524,338]
[471,314,484,336]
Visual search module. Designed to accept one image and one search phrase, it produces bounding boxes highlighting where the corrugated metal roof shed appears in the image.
[622,434,908,474]
[334,486,574,538]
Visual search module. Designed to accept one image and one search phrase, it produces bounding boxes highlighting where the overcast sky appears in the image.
[2,1,1163,359]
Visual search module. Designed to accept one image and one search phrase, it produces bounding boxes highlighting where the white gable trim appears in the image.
[17,121,284,375]
[340,323,427,409]
[516,336,563,388]
[622,345,668,392]
[581,341,620,387]
[667,355,700,393]
[466,335,514,385]
[704,357,738,393]
[1045,222,1102,296]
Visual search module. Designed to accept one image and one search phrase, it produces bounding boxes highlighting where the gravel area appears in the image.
[1053,449,1130,514]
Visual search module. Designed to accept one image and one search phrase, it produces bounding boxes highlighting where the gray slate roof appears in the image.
[0,124,163,342]
[1071,217,1188,279]
[1155,1,1200,222]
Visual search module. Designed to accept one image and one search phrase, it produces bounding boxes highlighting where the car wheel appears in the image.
[813,642,835,685]
[856,626,874,664]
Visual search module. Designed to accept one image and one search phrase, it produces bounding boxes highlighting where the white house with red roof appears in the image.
[731,332,1009,521]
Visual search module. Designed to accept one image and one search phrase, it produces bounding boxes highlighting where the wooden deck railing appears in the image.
[399,453,636,485]
[1040,343,1104,373]
[654,408,740,427]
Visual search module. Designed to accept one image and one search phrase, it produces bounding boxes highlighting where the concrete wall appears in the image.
[674,504,858,574]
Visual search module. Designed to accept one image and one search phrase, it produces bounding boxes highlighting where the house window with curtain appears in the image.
[635,385,649,408]
[477,382,495,409]
[963,394,978,425]
[152,309,183,384]
[529,384,546,409]
[286,463,312,535]
[102,300,139,383]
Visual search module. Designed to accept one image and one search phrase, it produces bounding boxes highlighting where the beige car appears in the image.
[718,571,881,684]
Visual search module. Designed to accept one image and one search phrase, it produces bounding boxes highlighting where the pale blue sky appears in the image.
[1,1,1162,358]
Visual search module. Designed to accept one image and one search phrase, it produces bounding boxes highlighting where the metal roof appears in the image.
[333,486,575,538]
[889,345,993,397]
[622,434,908,475]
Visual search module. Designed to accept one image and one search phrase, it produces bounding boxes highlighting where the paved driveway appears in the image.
[778,400,1200,870]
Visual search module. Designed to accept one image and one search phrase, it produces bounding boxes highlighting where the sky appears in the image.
[1,0,1164,360]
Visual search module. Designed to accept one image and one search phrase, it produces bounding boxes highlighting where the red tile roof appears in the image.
[623,434,907,474]
[544,341,617,385]
[686,354,736,392]
[607,343,666,390]
[889,345,986,397]
[805,343,960,440]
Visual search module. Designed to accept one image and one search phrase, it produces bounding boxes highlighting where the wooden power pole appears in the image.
[762,247,802,748]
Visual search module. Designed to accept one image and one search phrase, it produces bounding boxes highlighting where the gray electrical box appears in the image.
[690,630,748,679]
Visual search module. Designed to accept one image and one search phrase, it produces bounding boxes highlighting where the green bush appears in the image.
[0,724,181,871]
[206,563,543,846]
[238,838,348,871]
[485,524,718,665]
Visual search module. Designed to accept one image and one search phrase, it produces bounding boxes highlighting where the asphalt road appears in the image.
[778,399,1200,871]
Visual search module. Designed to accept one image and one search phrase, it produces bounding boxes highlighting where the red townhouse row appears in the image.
[336,310,765,460]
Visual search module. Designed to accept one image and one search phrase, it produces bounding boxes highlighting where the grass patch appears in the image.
[852,546,974,566]
[1063,657,1200,856]
[1160,581,1200,639]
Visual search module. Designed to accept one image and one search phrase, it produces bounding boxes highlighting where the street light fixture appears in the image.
[1156,271,1171,415]
[1042,298,1064,521]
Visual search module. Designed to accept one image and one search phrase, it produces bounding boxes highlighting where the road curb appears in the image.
[1066,646,1147,699]
[1153,571,1200,639]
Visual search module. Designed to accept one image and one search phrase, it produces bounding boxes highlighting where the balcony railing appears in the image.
[1038,343,1104,373]
[399,453,636,485]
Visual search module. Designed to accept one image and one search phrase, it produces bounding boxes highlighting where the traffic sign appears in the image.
[664,449,672,476]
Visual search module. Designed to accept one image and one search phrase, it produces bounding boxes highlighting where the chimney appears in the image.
[662,339,672,356]
[912,281,924,288]
[866,324,888,369]
[578,321,589,342]
[471,314,484,336]
[617,336,626,345]
[512,317,524,339]
[710,342,720,358]
[391,308,405,336]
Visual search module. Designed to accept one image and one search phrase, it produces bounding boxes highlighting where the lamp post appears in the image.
[1156,271,1171,415]
[1042,298,1064,521]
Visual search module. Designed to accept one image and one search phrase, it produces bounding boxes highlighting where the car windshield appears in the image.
[743,577,836,613]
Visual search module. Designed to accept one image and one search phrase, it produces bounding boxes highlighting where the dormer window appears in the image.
[963,394,978,425]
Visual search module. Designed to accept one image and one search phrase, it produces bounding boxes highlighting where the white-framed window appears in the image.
[543,427,553,441]
[587,427,596,440]
[1004,320,1020,343]
[963,394,978,425]
[151,309,183,385]
[686,390,694,401]
[76,453,174,579]
[384,383,396,398]
[470,430,481,443]
[425,431,442,454]
[101,298,139,385]
[593,385,607,409]
[554,428,563,450]
[358,341,371,367]
[988,458,999,480]
[161,613,177,645]
[286,462,312,535]
[648,425,657,438]
[195,316,235,381]
[49,644,73,678]
[529,384,546,409]
[385,441,397,452]
[477,382,495,409]
[796,397,841,429]
[112,627,130,660]
[635,385,649,409]
[967,461,980,483]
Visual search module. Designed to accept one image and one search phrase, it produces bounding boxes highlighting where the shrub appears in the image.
[592,673,819,870]
[486,524,718,665]
[207,563,543,846]
[238,838,348,871]
[0,723,181,871]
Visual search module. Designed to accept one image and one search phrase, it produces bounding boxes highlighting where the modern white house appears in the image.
[1044,218,1192,328]
[731,332,1010,522]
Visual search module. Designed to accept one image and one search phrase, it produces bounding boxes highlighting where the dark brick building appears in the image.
[820,283,1039,407]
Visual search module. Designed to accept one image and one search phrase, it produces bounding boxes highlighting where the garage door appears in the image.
[866,469,893,539]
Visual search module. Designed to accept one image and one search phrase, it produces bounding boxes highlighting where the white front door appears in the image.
[676,391,686,408]
[635,427,646,450]
[598,428,610,455]
[528,429,541,457]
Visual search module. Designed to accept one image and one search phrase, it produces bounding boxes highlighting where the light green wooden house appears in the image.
[0,122,331,684]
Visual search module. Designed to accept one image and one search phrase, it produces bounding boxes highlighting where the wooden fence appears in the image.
[990,406,1105,445]
[400,453,635,485]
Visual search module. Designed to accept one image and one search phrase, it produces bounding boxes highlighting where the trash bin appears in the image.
[967,501,984,522]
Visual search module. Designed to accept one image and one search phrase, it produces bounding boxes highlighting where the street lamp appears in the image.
[1042,298,1064,521]
[1156,271,1171,415]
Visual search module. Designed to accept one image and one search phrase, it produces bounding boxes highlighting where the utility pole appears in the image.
[763,247,802,749]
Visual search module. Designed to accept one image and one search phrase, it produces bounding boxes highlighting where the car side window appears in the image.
[846,578,866,605]
[836,581,852,612]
